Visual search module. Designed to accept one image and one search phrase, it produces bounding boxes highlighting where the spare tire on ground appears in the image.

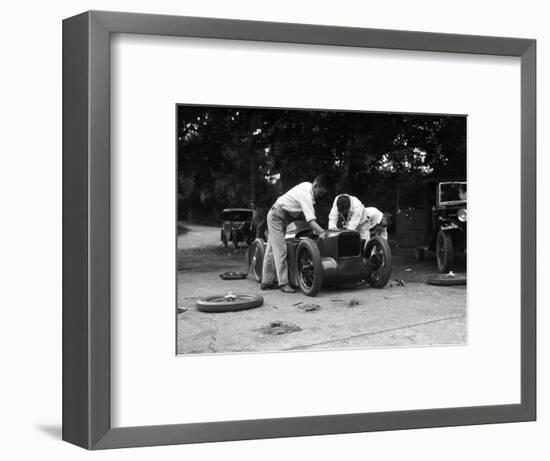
[196,293,264,313]
[219,271,248,280]
[427,273,467,286]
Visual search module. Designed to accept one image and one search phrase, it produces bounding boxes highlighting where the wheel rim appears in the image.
[297,247,315,290]
[206,294,257,304]
[252,245,262,279]
[365,241,387,283]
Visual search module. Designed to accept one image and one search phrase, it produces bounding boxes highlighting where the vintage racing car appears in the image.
[247,220,392,296]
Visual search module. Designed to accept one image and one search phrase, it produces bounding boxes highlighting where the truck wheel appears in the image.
[436,229,453,273]
[249,238,265,283]
[295,238,323,296]
[196,293,263,313]
[364,236,392,288]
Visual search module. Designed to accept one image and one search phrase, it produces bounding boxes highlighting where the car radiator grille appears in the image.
[338,232,361,257]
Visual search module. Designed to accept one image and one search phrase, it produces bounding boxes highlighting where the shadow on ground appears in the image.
[36,424,62,440]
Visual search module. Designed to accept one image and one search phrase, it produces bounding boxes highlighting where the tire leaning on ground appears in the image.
[295,238,323,296]
[427,273,467,286]
[436,229,454,273]
[249,238,266,282]
[196,294,264,313]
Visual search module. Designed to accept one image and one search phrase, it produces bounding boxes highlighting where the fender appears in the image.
[440,222,460,231]
[429,222,463,251]
[438,216,461,232]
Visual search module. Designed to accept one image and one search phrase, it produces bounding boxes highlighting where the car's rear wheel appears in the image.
[436,229,453,273]
[295,238,323,296]
[249,238,265,283]
[364,236,392,288]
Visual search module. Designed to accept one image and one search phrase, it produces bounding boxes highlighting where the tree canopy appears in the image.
[177,105,466,225]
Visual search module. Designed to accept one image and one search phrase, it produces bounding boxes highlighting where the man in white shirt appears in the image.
[261,175,328,293]
[328,194,388,241]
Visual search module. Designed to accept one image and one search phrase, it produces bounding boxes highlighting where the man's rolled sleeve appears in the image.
[300,197,317,222]
[328,199,339,229]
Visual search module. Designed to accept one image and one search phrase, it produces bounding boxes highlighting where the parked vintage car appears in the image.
[247,220,392,296]
[220,208,254,248]
[395,179,466,272]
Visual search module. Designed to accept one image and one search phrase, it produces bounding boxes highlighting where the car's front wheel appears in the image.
[364,236,392,288]
[436,229,454,273]
[295,238,323,296]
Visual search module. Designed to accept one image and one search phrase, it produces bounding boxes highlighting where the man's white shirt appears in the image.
[275,182,316,222]
[328,194,383,231]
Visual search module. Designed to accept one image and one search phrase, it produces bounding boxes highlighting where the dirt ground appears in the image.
[176,223,467,355]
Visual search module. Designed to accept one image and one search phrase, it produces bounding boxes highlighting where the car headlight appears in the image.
[457,208,467,222]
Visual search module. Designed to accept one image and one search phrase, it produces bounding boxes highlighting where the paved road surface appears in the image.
[178,223,221,250]
[176,223,467,355]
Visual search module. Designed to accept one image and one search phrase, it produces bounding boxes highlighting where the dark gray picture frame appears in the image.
[62,10,536,450]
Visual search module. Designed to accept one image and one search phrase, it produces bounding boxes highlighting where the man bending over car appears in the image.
[328,194,388,242]
[261,175,328,293]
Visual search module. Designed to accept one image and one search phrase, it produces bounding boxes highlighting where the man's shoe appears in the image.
[280,284,296,293]
[260,283,277,290]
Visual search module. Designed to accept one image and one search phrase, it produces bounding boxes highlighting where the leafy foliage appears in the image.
[177,106,466,224]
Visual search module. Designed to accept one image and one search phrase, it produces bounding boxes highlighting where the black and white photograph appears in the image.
[3,0,542,457]
[177,105,467,355]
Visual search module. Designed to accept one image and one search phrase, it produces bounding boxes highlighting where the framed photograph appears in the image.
[63,10,536,449]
